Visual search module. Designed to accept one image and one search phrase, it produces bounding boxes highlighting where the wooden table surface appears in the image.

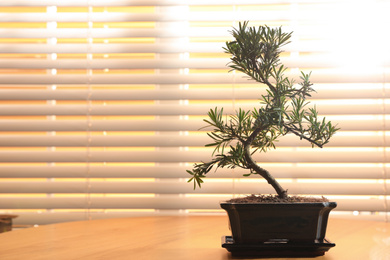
[0,216,389,260]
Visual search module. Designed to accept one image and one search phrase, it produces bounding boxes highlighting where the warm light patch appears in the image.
[185,194,233,198]
[0,194,47,198]
[0,7,46,12]
[186,209,224,213]
[296,179,386,184]
[236,179,293,184]
[106,194,155,198]
[104,209,155,213]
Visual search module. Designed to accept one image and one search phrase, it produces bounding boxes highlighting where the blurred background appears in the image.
[0,0,389,227]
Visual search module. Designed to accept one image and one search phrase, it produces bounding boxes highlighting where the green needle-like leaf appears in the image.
[187,21,339,198]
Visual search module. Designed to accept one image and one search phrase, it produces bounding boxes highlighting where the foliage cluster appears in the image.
[187,22,339,198]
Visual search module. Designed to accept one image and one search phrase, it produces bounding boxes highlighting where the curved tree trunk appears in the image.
[243,126,288,199]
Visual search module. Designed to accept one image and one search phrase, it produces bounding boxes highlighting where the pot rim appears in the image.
[220,201,337,207]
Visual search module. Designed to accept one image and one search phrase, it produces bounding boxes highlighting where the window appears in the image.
[0,0,389,226]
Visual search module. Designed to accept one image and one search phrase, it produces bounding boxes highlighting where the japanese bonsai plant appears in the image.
[187,21,339,257]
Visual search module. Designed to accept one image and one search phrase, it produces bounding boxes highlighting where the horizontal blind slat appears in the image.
[1,72,389,85]
[0,181,388,196]
[0,42,345,54]
[0,28,232,38]
[0,103,388,115]
[4,56,385,70]
[0,118,385,131]
[0,12,304,23]
[0,103,385,115]
[0,87,387,100]
[0,0,338,7]
[0,133,387,147]
[0,196,385,212]
[0,164,386,179]
[0,27,351,38]
[0,149,387,163]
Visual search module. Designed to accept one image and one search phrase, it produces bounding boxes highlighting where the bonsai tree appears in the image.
[187,21,339,199]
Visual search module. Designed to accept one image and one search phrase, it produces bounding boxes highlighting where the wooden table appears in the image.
[0,216,389,260]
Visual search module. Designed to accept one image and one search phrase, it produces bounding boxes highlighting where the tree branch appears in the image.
[284,125,323,148]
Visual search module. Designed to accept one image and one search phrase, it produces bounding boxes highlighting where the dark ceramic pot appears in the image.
[220,201,337,244]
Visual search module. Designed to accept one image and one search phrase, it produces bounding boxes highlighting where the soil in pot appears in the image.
[226,194,330,203]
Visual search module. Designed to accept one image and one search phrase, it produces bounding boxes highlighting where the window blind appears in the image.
[0,0,389,226]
